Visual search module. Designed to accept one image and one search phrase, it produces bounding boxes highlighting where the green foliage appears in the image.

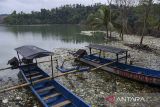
[3,3,160,36]
[86,6,112,31]
[4,4,102,25]
[86,3,160,37]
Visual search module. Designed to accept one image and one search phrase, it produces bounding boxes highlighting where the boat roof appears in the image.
[15,45,53,59]
[86,44,128,54]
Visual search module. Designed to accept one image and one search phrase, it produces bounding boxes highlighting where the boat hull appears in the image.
[19,64,90,107]
[78,55,160,86]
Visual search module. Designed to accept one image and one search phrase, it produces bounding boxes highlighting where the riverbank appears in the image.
[42,47,160,107]
[43,33,160,106]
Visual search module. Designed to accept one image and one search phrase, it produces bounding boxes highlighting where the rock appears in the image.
[16,96,21,100]
[100,92,104,95]
[2,99,8,103]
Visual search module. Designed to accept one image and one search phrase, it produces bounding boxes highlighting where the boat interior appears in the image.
[19,64,88,107]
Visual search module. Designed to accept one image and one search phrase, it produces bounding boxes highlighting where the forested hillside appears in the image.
[3,2,160,40]
[4,4,102,25]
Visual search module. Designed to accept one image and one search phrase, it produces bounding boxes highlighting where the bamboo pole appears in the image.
[0,67,12,71]
[0,60,116,93]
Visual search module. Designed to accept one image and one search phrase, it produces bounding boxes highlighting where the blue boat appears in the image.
[56,66,90,73]
[74,44,160,86]
[56,59,90,73]
[9,45,90,107]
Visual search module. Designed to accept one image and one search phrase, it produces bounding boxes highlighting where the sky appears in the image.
[0,0,108,14]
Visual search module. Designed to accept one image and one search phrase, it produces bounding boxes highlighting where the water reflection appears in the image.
[0,24,104,67]
[4,24,104,44]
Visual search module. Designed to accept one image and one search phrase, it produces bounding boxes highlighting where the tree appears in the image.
[4,4,102,25]
[139,0,153,45]
[107,0,113,38]
[114,0,135,40]
[87,6,113,38]
[154,1,160,31]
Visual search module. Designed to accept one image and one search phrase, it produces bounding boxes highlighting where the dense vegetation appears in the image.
[4,4,102,25]
[86,0,160,45]
[3,1,160,44]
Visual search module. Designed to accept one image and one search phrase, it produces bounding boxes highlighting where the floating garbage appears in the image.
[80,30,106,36]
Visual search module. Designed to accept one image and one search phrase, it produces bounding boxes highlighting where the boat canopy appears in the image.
[86,44,128,54]
[15,45,53,59]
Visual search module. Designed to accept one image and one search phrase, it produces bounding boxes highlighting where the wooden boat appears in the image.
[10,45,90,107]
[75,44,160,86]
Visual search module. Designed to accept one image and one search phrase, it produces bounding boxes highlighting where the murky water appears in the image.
[0,25,160,107]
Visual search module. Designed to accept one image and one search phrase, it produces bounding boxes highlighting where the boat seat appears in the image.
[33,81,53,90]
[27,75,43,79]
[26,72,40,77]
[36,86,55,93]
[52,100,71,107]
[43,93,61,100]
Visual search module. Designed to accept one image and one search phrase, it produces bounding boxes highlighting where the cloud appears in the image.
[0,0,108,14]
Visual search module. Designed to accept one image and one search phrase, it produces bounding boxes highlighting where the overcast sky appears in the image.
[0,0,108,14]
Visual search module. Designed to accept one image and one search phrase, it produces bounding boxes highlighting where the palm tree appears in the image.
[87,6,113,38]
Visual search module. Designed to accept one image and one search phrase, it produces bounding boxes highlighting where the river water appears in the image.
[0,24,103,67]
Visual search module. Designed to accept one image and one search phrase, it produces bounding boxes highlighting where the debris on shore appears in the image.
[0,33,160,107]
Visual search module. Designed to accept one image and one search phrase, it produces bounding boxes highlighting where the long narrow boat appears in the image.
[74,44,160,86]
[9,45,90,107]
